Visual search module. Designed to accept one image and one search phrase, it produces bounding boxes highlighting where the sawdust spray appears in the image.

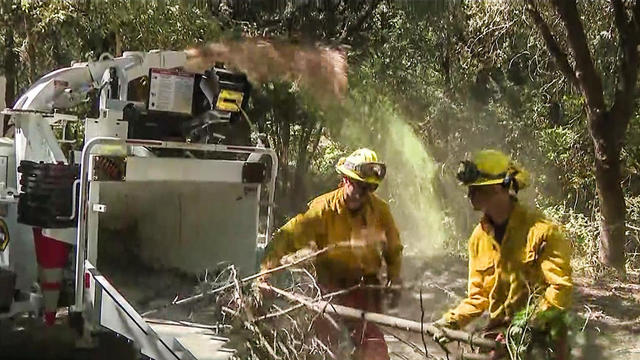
[186,39,448,256]
[331,94,448,258]
[184,39,348,104]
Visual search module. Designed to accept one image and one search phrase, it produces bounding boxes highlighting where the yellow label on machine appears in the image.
[215,89,244,112]
[0,219,9,252]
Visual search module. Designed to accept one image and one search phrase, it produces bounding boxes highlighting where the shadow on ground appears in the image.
[0,317,136,360]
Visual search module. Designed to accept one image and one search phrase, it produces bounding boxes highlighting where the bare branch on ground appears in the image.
[259,283,501,350]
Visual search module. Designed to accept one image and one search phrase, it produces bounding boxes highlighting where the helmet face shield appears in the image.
[456,160,504,186]
[456,150,528,191]
[456,160,481,185]
[358,162,386,181]
[343,161,386,183]
[336,148,386,185]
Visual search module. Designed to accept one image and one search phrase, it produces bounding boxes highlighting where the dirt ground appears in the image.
[0,254,639,359]
[387,255,640,360]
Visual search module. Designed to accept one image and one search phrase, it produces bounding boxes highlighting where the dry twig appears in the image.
[420,288,430,357]
[142,245,336,317]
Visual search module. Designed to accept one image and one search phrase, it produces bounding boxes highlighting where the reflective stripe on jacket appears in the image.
[444,202,572,328]
[261,187,403,285]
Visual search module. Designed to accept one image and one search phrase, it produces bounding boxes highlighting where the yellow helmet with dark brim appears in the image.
[456,149,529,191]
[336,148,386,185]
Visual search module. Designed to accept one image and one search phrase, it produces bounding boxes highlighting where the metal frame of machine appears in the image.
[0,50,279,360]
[77,138,276,360]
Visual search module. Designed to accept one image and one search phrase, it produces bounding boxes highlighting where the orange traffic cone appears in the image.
[33,228,70,326]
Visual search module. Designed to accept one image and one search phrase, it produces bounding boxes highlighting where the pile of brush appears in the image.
[142,247,501,360]
[149,259,342,359]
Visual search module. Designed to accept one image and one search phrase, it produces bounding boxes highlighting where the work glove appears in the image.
[432,318,456,345]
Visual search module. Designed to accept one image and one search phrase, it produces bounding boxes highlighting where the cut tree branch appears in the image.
[256,284,362,321]
[260,283,501,350]
[525,0,579,88]
[420,288,430,358]
[550,0,606,114]
[142,241,364,316]
[142,245,332,316]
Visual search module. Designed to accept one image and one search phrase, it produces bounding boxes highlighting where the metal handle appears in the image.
[73,137,125,312]
[56,179,81,221]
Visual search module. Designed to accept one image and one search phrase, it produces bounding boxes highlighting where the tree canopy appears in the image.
[1,0,639,275]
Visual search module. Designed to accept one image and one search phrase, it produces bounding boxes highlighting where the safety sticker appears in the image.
[0,219,9,251]
[216,89,244,112]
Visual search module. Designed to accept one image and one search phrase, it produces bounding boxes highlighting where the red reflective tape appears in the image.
[41,281,62,290]
[32,229,71,268]
[84,272,91,289]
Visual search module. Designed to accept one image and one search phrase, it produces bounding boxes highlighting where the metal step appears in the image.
[175,335,231,360]
[90,265,181,360]
[148,319,234,360]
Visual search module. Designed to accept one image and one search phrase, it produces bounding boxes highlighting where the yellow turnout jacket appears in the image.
[261,187,403,285]
[444,202,572,328]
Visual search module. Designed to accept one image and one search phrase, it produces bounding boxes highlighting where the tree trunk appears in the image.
[277,114,291,218]
[527,0,634,273]
[590,111,627,272]
[25,21,38,83]
[115,29,122,57]
[291,124,313,212]
[3,26,16,134]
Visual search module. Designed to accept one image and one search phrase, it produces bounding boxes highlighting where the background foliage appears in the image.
[1,0,639,275]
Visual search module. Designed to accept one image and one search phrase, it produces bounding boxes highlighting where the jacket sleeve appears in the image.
[531,225,573,311]
[381,203,403,282]
[443,232,490,328]
[260,205,326,271]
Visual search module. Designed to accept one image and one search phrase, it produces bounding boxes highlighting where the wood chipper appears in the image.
[0,50,278,360]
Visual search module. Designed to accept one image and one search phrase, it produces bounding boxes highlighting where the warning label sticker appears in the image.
[148,68,194,115]
[0,219,9,252]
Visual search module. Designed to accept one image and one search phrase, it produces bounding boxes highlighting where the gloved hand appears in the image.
[432,318,456,345]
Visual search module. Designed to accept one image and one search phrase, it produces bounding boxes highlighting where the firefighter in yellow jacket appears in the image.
[437,149,573,359]
[261,148,403,360]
